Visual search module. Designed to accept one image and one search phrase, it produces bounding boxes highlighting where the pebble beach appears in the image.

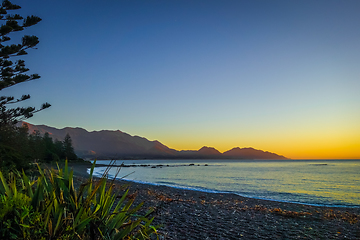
[69,162,360,240]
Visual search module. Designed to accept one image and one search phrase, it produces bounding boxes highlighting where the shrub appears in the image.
[0,161,158,239]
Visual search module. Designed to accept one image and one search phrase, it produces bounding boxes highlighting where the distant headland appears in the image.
[20,122,288,160]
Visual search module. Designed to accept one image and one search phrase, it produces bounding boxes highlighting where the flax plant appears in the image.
[0,160,158,240]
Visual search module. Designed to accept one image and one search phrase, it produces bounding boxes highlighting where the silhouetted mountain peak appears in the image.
[198,146,221,155]
[19,122,288,160]
[223,147,286,159]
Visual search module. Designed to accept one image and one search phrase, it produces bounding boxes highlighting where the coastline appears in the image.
[68,162,360,239]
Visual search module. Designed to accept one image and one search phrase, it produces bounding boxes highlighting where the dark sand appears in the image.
[68,162,360,240]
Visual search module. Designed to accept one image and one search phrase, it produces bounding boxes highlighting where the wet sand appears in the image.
[68,162,360,239]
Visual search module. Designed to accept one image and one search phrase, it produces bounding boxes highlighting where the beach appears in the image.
[69,162,360,239]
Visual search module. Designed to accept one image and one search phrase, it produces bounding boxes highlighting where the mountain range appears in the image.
[20,122,288,160]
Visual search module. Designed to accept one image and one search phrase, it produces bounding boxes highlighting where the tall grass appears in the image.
[0,160,158,239]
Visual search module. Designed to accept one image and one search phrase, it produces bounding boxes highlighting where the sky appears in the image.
[2,0,360,159]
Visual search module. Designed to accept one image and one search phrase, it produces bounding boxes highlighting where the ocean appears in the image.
[89,159,360,208]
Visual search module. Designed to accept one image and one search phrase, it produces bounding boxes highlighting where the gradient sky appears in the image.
[3,0,360,159]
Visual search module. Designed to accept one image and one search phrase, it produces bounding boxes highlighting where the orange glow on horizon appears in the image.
[153,129,360,160]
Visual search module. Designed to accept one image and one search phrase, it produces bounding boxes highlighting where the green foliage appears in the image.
[0,124,32,171]
[0,0,50,128]
[0,144,25,171]
[0,123,79,173]
[0,0,50,173]
[34,132,78,162]
[0,161,159,239]
[63,133,77,160]
[28,130,46,161]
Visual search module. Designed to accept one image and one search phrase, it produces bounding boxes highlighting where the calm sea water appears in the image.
[89,159,360,208]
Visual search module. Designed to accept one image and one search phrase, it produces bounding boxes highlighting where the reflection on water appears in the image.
[90,159,360,207]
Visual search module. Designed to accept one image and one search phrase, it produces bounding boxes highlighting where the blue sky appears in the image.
[3,0,360,158]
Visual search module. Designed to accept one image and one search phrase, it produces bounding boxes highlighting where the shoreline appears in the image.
[68,162,360,239]
[81,161,359,209]
[93,173,360,209]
